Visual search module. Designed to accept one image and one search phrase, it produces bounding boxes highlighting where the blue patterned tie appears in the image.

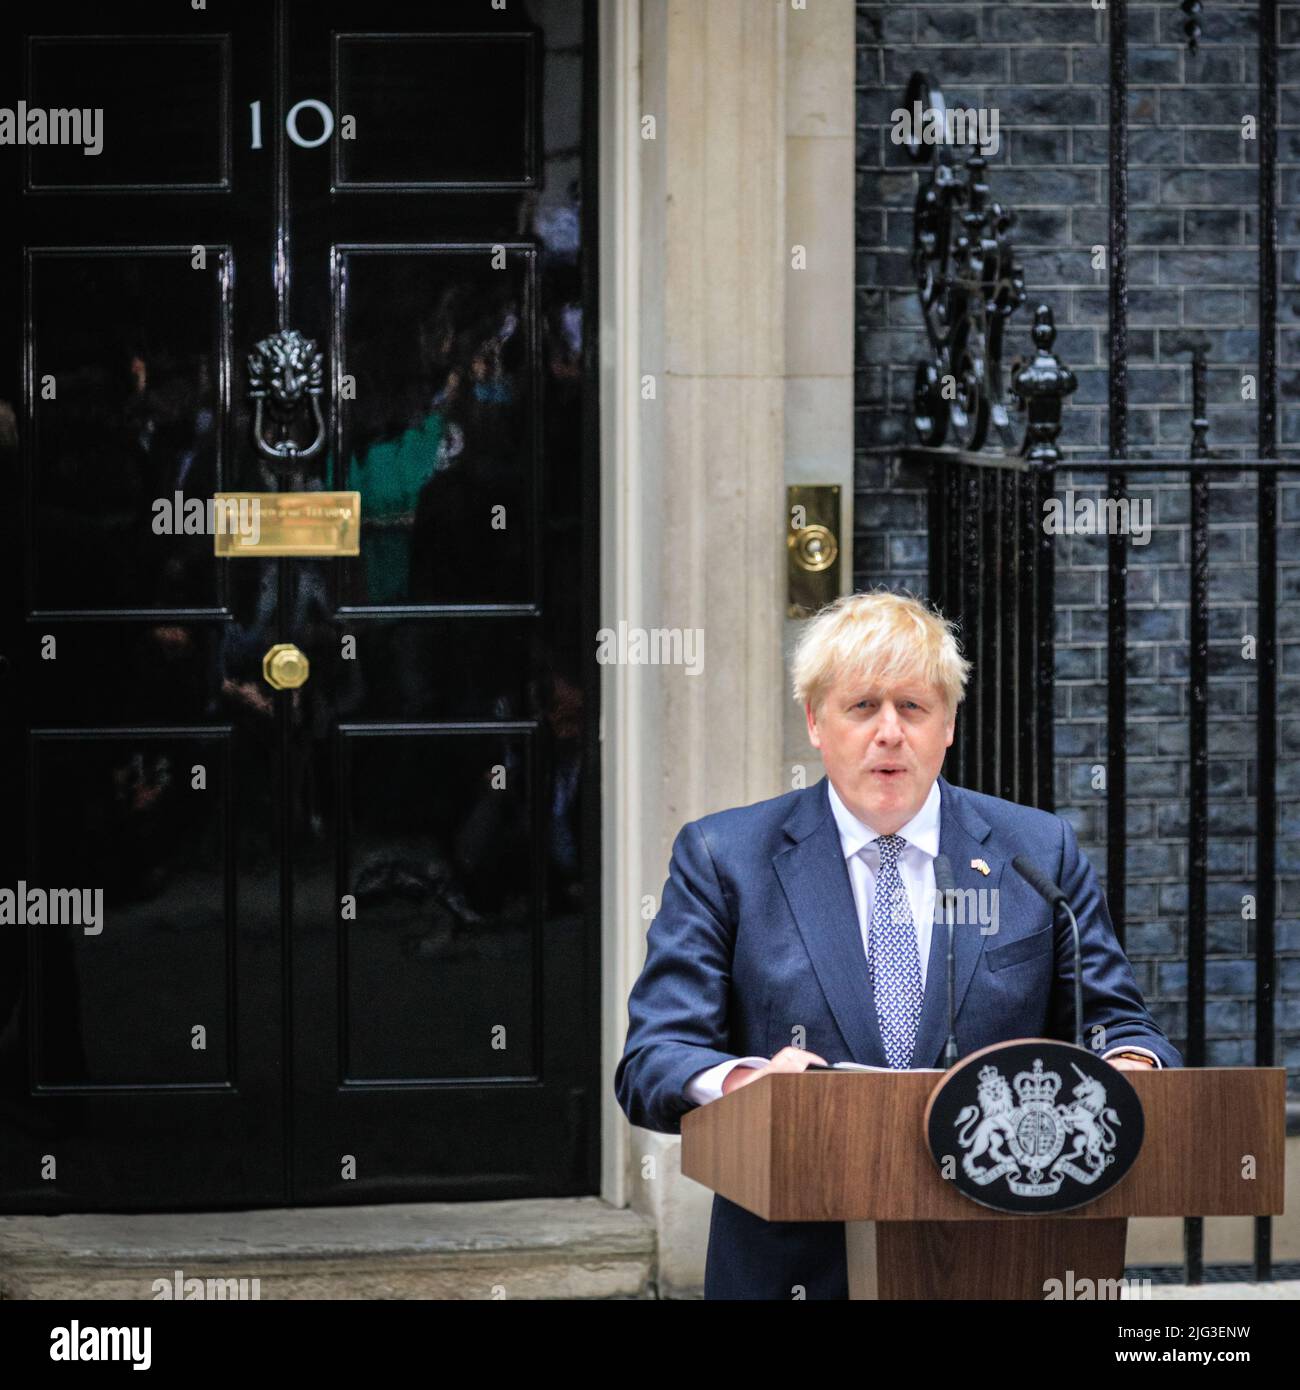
[867,834,924,1068]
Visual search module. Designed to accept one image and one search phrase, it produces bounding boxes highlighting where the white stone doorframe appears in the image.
[597,0,796,1209]
[596,0,858,1292]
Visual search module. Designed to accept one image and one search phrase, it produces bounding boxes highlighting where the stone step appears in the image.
[0,1197,657,1300]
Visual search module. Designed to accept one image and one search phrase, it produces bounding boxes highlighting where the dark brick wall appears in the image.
[855,1,1300,1085]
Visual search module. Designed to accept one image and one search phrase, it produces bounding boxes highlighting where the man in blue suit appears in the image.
[614,591,1181,1300]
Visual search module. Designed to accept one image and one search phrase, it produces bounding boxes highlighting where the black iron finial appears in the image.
[1010,305,1078,464]
[1181,0,1203,55]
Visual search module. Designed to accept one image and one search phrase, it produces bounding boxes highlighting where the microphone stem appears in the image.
[944,892,958,1067]
[1061,899,1083,1049]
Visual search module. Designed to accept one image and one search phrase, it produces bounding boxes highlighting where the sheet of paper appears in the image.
[829,1062,945,1073]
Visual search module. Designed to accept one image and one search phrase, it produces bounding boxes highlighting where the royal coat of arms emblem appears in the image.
[957,1057,1118,1196]
[925,1041,1145,1214]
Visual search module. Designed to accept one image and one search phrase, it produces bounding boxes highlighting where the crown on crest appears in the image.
[1013,1058,1061,1105]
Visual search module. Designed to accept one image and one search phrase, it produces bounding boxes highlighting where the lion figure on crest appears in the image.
[955,1066,1018,1180]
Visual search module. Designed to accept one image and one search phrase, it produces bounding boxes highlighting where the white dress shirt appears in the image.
[683,778,1161,1105]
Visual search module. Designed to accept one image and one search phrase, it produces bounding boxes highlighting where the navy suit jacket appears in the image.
[614,774,1181,1300]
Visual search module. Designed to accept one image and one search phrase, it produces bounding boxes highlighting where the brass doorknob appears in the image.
[262,643,310,690]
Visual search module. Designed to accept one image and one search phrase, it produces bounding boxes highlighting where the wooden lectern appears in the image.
[680,1063,1286,1299]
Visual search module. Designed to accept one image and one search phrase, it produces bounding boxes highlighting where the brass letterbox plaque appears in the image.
[212,492,361,557]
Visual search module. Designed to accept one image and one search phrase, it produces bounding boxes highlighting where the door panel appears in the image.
[28,35,231,191]
[286,0,594,1205]
[336,726,540,1083]
[0,0,598,1212]
[28,248,228,614]
[0,0,281,1212]
[332,32,537,189]
[31,730,235,1090]
[337,246,536,608]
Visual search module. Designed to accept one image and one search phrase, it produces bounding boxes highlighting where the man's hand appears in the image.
[1107,1054,1156,1071]
[721,1046,828,1095]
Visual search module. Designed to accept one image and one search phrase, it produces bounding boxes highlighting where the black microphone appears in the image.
[933,854,959,1068]
[1011,854,1068,909]
[1012,854,1083,1050]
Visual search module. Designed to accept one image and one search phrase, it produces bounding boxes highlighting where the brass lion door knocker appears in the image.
[247,328,326,463]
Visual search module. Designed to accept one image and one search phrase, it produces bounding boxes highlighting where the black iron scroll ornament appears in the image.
[905,73,1075,461]
[247,328,326,463]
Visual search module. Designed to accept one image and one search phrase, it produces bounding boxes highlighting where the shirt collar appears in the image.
[825,775,941,861]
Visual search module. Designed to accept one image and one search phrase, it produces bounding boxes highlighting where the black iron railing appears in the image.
[905,445,1293,1288]
[922,450,1055,812]
[877,0,1292,1282]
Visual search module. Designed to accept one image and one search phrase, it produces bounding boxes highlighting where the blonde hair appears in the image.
[791,590,972,718]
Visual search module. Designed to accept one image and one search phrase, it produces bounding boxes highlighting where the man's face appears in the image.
[805,669,955,835]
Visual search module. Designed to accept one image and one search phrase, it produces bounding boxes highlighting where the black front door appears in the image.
[0,0,599,1212]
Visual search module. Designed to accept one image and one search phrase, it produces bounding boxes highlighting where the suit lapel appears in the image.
[773,775,1007,1070]
[772,778,887,1067]
[908,776,1005,1067]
